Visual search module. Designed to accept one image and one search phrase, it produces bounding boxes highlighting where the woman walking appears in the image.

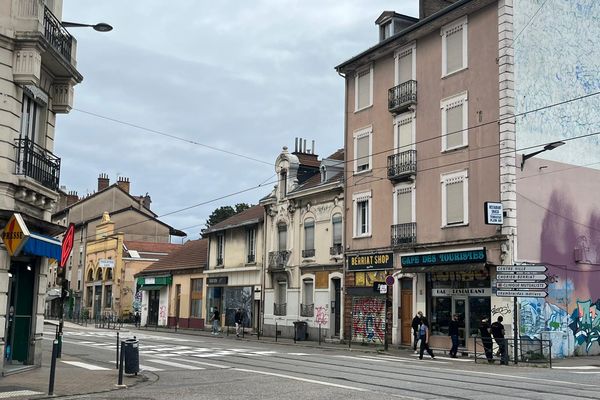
[419,317,435,360]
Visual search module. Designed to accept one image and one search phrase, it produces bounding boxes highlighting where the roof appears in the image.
[290,171,343,194]
[326,149,344,161]
[336,0,475,72]
[124,241,182,254]
[204,205,264,234]
[295,153,320,168]
[137,238,207,275]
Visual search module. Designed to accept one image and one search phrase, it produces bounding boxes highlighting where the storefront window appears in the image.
[224,286,253,327]
[469,297,491,337]
[104,285,112,309]
[190,278,203,318]
[206,286,223,322]
[431,296,451,335]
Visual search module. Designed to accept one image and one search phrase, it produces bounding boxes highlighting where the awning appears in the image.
[22,232,61,260]
[139,285,163,291]
[400,264,488,273]
[137,275,171,286]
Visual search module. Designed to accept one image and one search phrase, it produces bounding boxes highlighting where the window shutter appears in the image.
[446,27,463,73]
[332,214,342,244]
[446,103,464,148]
[398,52,412,84]
[396,189,412,224]
[446,180,464,224]
[304,219,315,250]
[278,224,287,250]
[357,70,371,109]
[357,135,370,170]
[397,118,413,151]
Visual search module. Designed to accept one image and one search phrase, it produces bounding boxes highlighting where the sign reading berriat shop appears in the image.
[401,248,486,268]
[347,252,393,271]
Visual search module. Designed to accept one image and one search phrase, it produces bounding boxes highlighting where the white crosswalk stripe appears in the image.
[140,364,164,372]
[147,359,205,370]
[62,361,111,370]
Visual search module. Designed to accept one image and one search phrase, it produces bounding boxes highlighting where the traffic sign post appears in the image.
[497,265,547,273]
[497,273,547,281]
[496,282,547,289]
[497,290,548,298]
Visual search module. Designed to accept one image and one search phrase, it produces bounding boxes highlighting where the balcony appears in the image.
[302,249,315,258]
[15,137,60,191]
[268,251,290,272]
[330,244,343,256]
[274,303,287,316]
[300,303,314,317]
[388,80,417,114]
[247,254,255,264]
[391,223,417,247]
[43,6,73,62]
[216,257,223,266]
[387,150,417,182]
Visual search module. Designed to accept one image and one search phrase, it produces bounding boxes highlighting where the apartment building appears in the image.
[260,140,344,340]
[0,0,83,373]
[336,0,509,350]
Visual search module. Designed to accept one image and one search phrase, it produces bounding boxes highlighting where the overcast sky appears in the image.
[56,1,417,241]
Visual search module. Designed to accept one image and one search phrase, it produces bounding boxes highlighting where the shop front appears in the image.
[137,275,171,327]
[206,276,255,330]
[345,252,394,344]
[400,247,491,351]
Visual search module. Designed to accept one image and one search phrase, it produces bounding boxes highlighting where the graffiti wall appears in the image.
[351,297,385,343]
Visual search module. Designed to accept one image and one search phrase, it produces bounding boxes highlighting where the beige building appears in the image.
[336,0,512,351]
[203,205,264,331]
[0,0,83,373]
[260,141,345,340]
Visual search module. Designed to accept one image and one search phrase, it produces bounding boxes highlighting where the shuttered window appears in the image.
[396,187,413,224]
[442,171,468,226]
[442,17,467,76]
[304,219,314,251]
[355,67,372,110]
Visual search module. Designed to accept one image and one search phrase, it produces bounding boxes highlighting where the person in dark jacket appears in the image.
[479,317,494,363]
[418,317,435,360]
[412,311,423,352]
[448,314,460,358]
[491,316,508,365]
[234,308,244,337]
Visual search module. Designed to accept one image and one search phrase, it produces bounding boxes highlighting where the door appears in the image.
[93,285,102,318]
[6,262,35,364]
[400,278,413,345]
[148,290,160,325]
[333,279,341,336]
[452,297,467,347]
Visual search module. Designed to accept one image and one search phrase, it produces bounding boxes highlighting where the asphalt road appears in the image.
[48,325,600,400]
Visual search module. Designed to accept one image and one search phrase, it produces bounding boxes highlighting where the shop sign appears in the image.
[497,290,547,298]
[145,277,155,285]
[1,213,30,256]
[484,202,503,225]
[401,248,486,268]
[207,276,228,285]
[347,252,393,271]
[373,282,388,294]
[432,288,491,297]
[99,259,115,268]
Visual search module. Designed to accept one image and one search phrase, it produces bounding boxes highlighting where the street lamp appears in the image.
[520,141,565,170]
[62,21,113,32]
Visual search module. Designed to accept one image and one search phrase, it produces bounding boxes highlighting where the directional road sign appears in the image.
[497,274,547,281]
[497,265,547,273]
[497,290,548,298]
[496,282,547,289]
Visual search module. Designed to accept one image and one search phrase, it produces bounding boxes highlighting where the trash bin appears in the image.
[294,321,308,341]
[122,338,139,375]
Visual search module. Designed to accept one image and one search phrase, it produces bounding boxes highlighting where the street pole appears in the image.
[48,339,59,395]
[513,296,519,364]
[116,331,120,369]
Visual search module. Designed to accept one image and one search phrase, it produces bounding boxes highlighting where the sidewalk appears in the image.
[0,324,147,399]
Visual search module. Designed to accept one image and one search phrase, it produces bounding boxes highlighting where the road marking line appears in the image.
[287,353,310,356]
[0,390,44,398]
[462,369,597,387]
[235,368,370,392]
[146,359,205,370]
[553,366,600,370]
[571,371,600,374]
[61,361,110,370]
[139,364,164,372]
[174,358,230,369]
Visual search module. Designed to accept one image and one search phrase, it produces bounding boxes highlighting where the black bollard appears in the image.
[48,339,59,396]
[294,323,297,344]
[275,322,278,342]
[116,332,120,369]
[117,341,125,387]
[319,324,321,346]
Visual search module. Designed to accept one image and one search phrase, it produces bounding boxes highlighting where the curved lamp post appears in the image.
[520,141,565,170]
[62,21,113,32]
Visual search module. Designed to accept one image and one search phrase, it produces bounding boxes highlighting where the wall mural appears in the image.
[569,299,600,352]
[351,297,385,343]
[315,305,329,325]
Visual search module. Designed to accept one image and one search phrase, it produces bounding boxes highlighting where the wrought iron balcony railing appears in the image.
[387,150,417,181]
[268,251,290,270]
[330,244,343,256]
[274,303,287,316]
[391,223,417,247]
[43,6,73,62]
[247,254,255,264]
[388,80,417,114]
[300,303,314,317]
[302,249,315,258]
[216,257,223,266]
[15,137,61,191]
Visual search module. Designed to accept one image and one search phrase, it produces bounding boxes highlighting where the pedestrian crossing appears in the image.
[45,330,192,342]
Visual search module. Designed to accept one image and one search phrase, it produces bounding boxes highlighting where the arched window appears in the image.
[331,213,343,255]
[303,218,315,258]
[277,223,287,251]
[105,268,113,281]
[86,268,94,282]
[279,170,287,198]
[95,268,103,281]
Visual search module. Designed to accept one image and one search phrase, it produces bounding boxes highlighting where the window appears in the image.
[332,213,342,245]
[246,227,256,263]
[20,91,44,143]
[104,285,112,308]
[301,279,314,317]
[216,234,224,265]
[394,113,414,153]
[190,278,203,318]
[394,184,415,224]
[395,44,415,85]
[280,170,287,198]
[442,16,468,76]
[441,92,468,151]
[353,191,372,237]
[277,223,287,251]
[441,170,469,226]
[303,218,315,257]
[355,65,373,111]
[380,21,392,41]
[354,126,372,173]
[86,286,93,307]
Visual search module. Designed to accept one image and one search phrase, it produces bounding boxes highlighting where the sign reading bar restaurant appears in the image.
[401,248,486,268]
[347,252,393,271]
[207,276,228,285]
[432,288,492,297]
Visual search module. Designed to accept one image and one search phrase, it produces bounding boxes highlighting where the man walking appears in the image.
[210,307,220,335]
[491,316,508,365]
[479,317,494,363]
[448,314,460,358]
[234,308,244,337]
[412,311,423,353]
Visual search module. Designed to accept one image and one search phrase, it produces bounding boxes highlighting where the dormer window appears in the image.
[320,166,326,183]
[380,21,392,41]
[280,170,287,198]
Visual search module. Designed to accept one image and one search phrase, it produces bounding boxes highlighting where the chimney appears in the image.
[117,177,130,193]
[97,173,109,191]
[66,191,79,206]
[419,0,458,19]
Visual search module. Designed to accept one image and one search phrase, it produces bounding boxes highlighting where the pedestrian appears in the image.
[210,307,220,335]
[134,311,140,328]
[411,311,423,353]
[448,313,459,358]
[491,316,508,365]
[479,317,494,363]
[234,308,244,337]
[418,316,435,360]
